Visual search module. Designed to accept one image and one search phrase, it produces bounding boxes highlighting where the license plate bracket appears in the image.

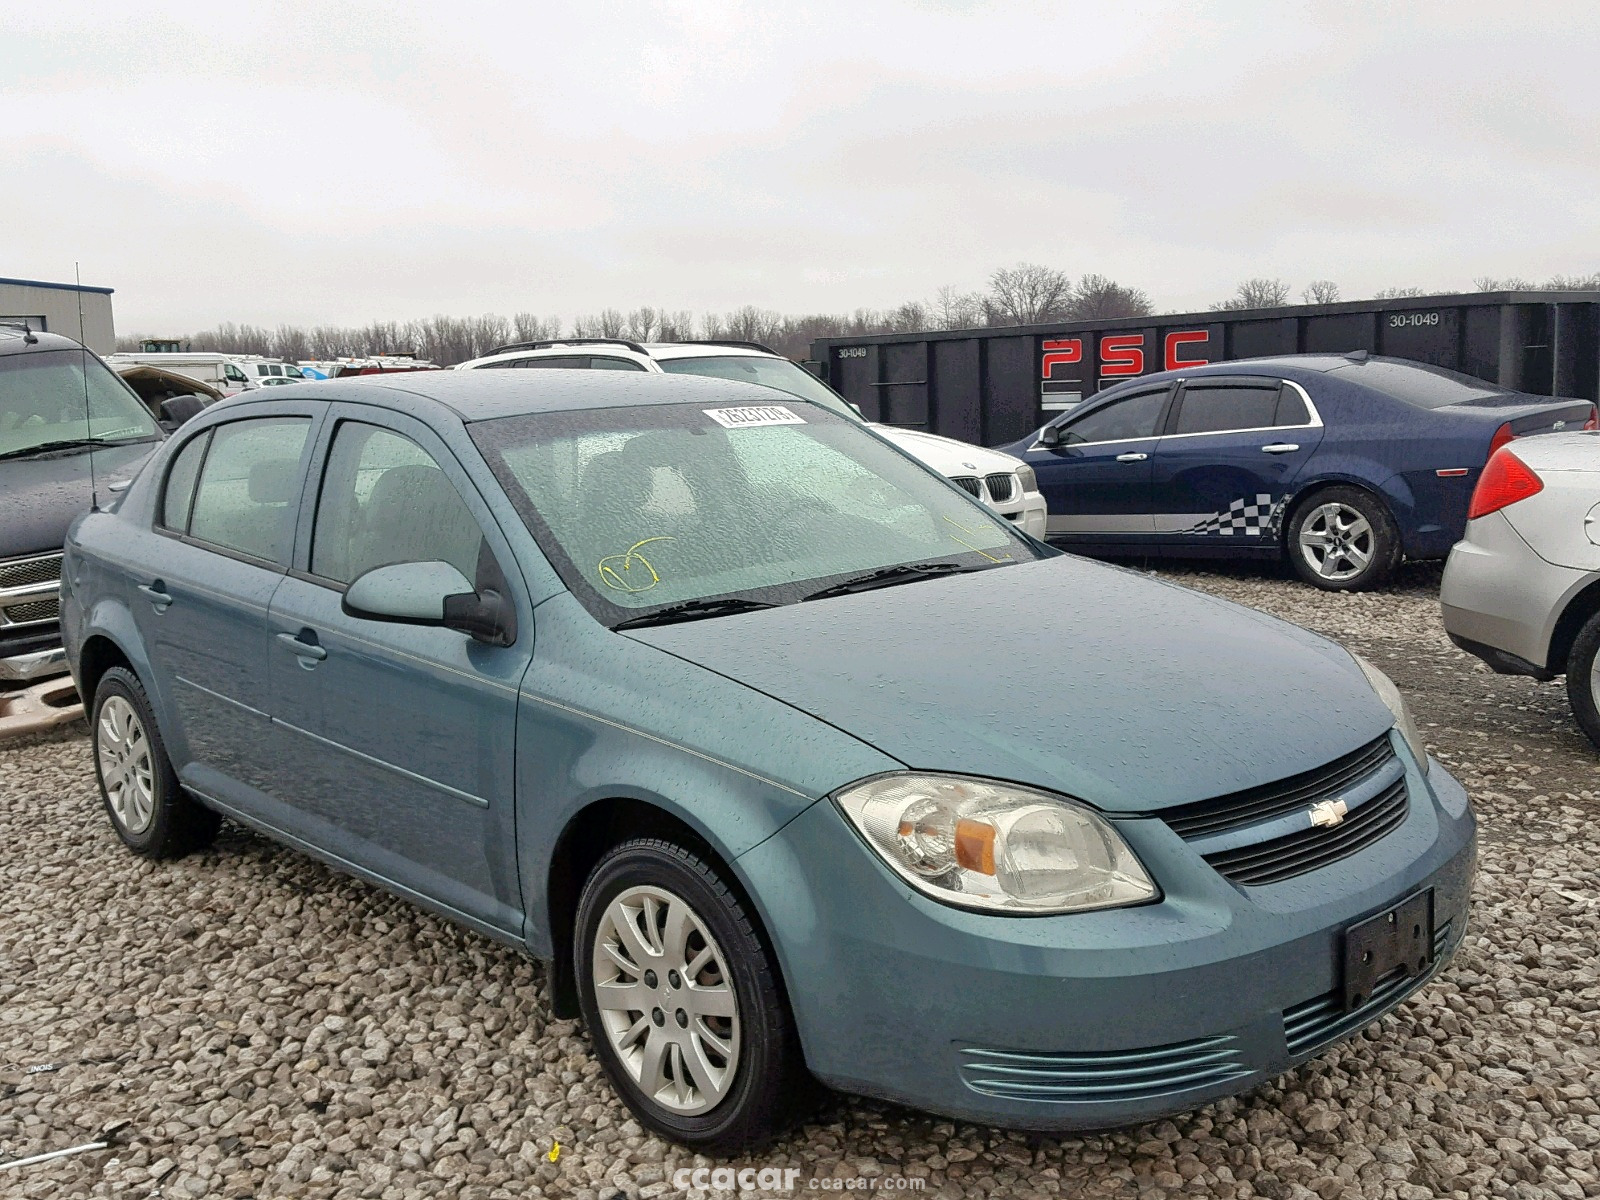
[1341,890,1433,1013]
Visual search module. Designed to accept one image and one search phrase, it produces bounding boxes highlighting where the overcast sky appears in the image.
[5,0,1599,333]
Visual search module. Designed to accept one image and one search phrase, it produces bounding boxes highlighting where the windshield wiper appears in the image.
[613,596,780,630]
[800,560,990,602]
[0,436,150,463]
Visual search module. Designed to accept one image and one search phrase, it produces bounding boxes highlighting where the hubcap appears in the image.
[1299,502,1375,582]
[97,695,155,834]
[591,885,741,1115]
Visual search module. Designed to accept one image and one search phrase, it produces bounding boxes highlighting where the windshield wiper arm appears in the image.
[800,560,988,602]
[613,596,780,630]
[0,436,149,463]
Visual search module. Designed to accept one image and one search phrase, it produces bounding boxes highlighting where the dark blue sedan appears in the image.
[1000,353,1597,589]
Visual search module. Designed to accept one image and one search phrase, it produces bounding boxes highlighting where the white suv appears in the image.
[457,339,1048,537]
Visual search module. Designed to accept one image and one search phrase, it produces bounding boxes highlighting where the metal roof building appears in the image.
[0,276,115,354]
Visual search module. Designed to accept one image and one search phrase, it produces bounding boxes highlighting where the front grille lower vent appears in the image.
[0,553,63,590]
[951,475,984,499]
[959,1035,1249,1103]
[1,598,59,626]
[984,473,1017,502]
[1283,920,1453,1056]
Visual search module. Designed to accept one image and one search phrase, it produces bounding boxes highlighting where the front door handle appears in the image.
[137,582,172,612]
[1115,452,1149,463]
[1261,443,1300,454]
[276,631,327,662]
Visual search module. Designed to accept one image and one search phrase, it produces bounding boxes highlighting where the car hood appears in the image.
[629,556,1395,812]
[0,442,158,560]
[870,425,1024,476]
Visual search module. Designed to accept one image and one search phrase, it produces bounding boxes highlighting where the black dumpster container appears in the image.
[808,291,1600,447]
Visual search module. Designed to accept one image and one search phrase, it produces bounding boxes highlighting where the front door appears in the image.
[135,412,318,806]
[1148,377,1325,545]
[1026,383,1174,544]
[265,409,529,934]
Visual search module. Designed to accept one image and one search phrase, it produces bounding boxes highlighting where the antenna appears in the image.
[76,262,99,511]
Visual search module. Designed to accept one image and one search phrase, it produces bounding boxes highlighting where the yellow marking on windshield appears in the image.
[943,516,1013,563]
[598,537,675,592]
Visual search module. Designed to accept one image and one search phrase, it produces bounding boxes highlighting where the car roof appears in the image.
[461,341,778,369]
[215,368,813,422]
[0,327,85,356]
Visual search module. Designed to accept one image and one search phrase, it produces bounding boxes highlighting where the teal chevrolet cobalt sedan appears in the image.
[60,372,1476,1151]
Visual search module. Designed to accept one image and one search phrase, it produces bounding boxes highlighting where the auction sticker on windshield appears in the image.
[704,405,806,428]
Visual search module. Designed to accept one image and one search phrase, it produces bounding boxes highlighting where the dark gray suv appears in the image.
[1,327,169,684]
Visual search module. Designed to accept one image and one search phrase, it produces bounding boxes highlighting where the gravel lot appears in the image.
[2,561,1598,1199]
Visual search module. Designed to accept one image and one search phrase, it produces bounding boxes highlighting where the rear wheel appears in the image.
[1287,486,1401,591]
[574,838,810,1153]
[1566,610,1600,751]
[92,666,220,858]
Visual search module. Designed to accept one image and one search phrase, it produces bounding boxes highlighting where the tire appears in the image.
[1566,610,1600,751]
[91,666,220,858]
[574,838,811,1153]
[1287,486,1402,591]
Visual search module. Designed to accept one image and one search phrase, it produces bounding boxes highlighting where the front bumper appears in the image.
[0,637,69,683]
[738,750,1476,1130]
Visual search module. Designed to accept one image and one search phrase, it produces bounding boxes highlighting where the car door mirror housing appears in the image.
[1038,424,1062,447]
[158,394,206,430]
[343,560,517,646]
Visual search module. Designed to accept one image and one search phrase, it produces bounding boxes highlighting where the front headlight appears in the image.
[1353,654,1430,774]
[834,774,1157,914]
[1014,463,1038,493]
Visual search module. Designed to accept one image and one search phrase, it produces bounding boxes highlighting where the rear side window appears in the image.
[511,356,588,370]
[1059,388,1168,445]
[1275,385,1311,426]
[160,431,211,531]
[187,418,311,563]
[311,422,485,585]
[1173,382,1281,435]
[587,356,648,371]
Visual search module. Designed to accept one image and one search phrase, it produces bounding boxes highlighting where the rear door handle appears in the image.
[1261,443,1300,454]
[276,631,327,661]
[1115,452,1149,463]
[137,582,172,611]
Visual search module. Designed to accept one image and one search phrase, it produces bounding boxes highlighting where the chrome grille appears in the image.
[984,473,1017,502]
[1283,920,1453,1057]
[960,1035,1249,1103]
[951,475,984,499]
[2,598,59,625]
[0,553,62,590]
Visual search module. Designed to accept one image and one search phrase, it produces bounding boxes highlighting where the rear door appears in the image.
[137,407,321,806]
[1028,383,1173,543]
[1148,377,1325,545]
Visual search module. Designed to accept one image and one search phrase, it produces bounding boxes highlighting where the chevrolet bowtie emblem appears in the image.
[1308,799,1348,828]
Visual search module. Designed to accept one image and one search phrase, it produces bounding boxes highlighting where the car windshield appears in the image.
[470,399,1037,624]
[657,354,860,420]
[0,348,161,457]
[1337,359,1515,409]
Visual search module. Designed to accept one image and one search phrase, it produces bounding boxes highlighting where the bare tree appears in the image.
[625,307,661,341]
[887,301,930,332]
[1071,275,1153,320]
[1212,278,1293,311]
[511,313,561,342]
[1302,280,1341,304]
[658,310,696,341]
[931,285,984,330]
[1542,272,1600,290]
[985,263,1074,325]
[1371,286,1428,299]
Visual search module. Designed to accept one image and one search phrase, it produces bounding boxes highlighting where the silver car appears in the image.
[1441,431,1600,748]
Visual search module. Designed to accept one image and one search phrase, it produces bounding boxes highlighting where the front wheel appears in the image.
[574,838,811,1153]
[1566,610,1600,751]
[1287,486,1401,591]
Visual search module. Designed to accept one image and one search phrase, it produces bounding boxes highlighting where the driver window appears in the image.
[1059,388,1169,445]
[311,422,486,586]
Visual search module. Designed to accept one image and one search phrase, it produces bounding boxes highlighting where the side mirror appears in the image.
[1038,424,1062,447]
[342,561,515,646]
[158,394,205,430]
